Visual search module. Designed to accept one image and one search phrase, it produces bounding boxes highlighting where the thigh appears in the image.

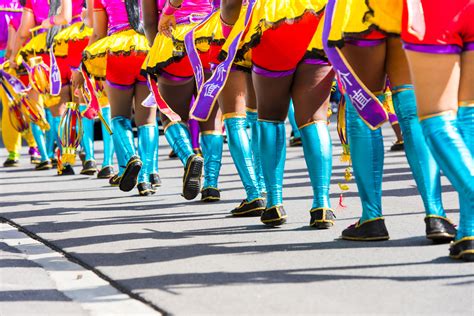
[49,85,71,117]
[459,51,474,103]
[341,42,387,92]
[105,83,134,118]
[252,72,293,121]
[158,76,195,123]
[405,51,460,116]
[245,72,257,111]
[134,83,156,126]
[291,63,334,126]
[218,70,248,115]
[386,37,412,87]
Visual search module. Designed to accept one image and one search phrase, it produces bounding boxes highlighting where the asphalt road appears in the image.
[1,123,473,315]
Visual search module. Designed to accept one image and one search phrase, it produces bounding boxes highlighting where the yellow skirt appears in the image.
[19,32,48,62]
[222,0,327,67]
[143,19,215,75]
[327,0,402,45]
[54,22,93,57]
[82,29,149,79]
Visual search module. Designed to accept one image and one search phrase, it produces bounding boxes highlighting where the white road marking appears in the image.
[0,223,160,316]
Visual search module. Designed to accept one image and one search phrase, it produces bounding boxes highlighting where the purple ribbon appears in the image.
[322,0,388,130]
[0,69,27,93]
[49,45,62,96]
[190,0,256,121]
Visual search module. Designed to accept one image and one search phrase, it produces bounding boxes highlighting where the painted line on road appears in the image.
[0,221,164,316]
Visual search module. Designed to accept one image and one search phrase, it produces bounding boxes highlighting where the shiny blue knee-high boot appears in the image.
[51,116,62,157]
[111,116,137,161]
[288,101,301,139]
[392,85,445,217]
[346,95,384,222]
[421,112,474,240]
[454,106,474,240]
[150,124,159,175]
[45,109,55,159]
[201,132,223,189]
[30,123,49,162]
[224,116,261,201]
[300,121,332,210]
[246,109,266,194]
[79,105,95,162]
[164,122,194,165]
[100,107,114,168]
[137,125,157,184]
[258,120,286,208]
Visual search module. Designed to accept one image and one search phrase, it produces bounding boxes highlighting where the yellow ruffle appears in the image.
[365,0,402,34]
[327,0,401,45]
[143,20,214,75]
[82,29,149,79]
[19,32,48,61]
[54,22,93,57]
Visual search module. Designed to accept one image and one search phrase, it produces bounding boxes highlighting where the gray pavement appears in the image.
[1,123,473,315]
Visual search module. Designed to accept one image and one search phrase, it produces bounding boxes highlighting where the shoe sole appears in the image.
[80,168,97,175]
[119,159,142,192]
[450,250,474,262]
[261,216,287,227]
[35,165,52,170]
[231,207,265,217]
[201,196,221,202]
[341,235,390,241]
[139,190,154,196]
[182,157,203,200]
[310,220,335,229]
[427,232,455,243]
[98,174,114,179]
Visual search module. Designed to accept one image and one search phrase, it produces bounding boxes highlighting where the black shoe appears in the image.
[425,216,456,243]
[289,136,302,147]
[58,164,75,175]
[80,160,97,176]
[168,150,177,159]
[182,155,203,200]
[310,208,336,229]
[449,237,474,262]
[3,158,20,167]
[341,218,389,241]
[149,173,162,187]
[51,158,58,168]
[390,141,404,151]
[97,166,115,179]
[201,187,220,202]
[261,205,287,227]
[138,182,155,196]
[30,155,41,165]
[109,174,121,187]
[35,160,52,170]
[119,156,142,192]
[231,198,265,217]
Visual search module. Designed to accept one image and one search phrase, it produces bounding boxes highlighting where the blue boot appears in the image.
[149,124,161,188]
[97,106,115,179]
[111,116,142,192]
[224,115,265,217]
[392,85,455,242]
[288,100,302,146]
[300,121,335,229]
[44,109,55,160]
[31,123,52,170]
[164,122,203,200]
[246,109,266,195]
[200,131,223,202]
[258,120,287,226]
[79,104,97,175]
[421,111,474,261]
[341,95,389,241]
[137,124,157,196]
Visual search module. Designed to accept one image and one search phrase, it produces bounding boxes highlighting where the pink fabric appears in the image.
[96,0,130,30]
[24,0,49,25]
[72,0,84,18]
[157,0,212,22]
[0,0,22,48]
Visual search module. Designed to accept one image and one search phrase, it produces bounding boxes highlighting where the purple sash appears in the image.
[0,69,27,93]
[323,0,388,130]
[190,0,256,121]
[49,45,62,96]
